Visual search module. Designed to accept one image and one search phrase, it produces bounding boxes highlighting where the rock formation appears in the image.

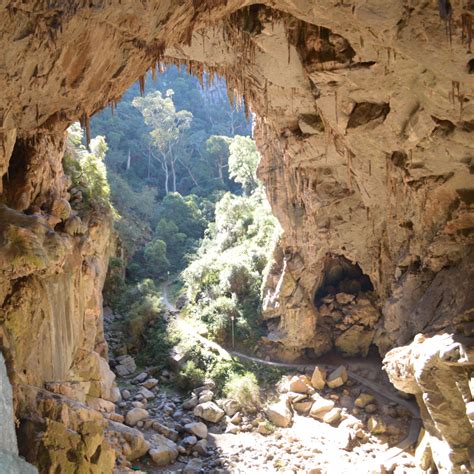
[0,0,472,472]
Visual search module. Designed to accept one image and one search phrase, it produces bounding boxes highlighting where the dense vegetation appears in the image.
[80,68,280,394]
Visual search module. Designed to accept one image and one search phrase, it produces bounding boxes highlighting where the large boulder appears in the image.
[149,434,178,466]
[193,402,225,423]
[106,420,150,461]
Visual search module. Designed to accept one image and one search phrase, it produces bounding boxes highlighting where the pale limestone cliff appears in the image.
[0,1,472,472]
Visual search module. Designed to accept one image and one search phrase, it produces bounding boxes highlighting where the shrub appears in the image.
[223,372,261,413]
[176,361,206,392]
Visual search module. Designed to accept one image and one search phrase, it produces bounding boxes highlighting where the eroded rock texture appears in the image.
[0,0,472,471]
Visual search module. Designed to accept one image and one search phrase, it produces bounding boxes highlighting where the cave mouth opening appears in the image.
[313,254,374,306]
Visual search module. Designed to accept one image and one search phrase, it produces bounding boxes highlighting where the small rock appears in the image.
[183,458,203,474]
[185,422,208,439]
[183,395,199,410]
[152,421,179,441]
[121,389,131,400]
[194,438,208,456]
[335,293,355,305]
[310,366,326,391]
[125,408,149,426]
[323,407,341,424]
[310,395,335,420]
[327,366,348,389]
[367,416,387,434]
[143,378,159,389]
[354,393,375,408]
[139,387,155,400]
[257,421,274,436]
[365,404,377,414]
[230,412,242,425]
[293,400,313,415]
[133,372,148,384]
[181,435,198,448]
[289,375,312,394]
[198,389,214,403]
[131,401,144,409]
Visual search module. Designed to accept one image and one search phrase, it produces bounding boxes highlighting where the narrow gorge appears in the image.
[0,1,473,473]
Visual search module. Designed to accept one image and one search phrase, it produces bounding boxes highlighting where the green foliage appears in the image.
[228,135,260,195]
[144,239,170,277]
[64,123,115,214]
[176,361,206,391]
[224,372,261,413]
[183,186,280,349]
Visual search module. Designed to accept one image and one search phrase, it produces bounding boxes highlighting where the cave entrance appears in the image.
[313,254,374,306]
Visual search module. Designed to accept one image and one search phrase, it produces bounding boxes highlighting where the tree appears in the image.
[133,90,192,194]
[205,135,232,185]
[144,239,170,277]
[228,135,260,195]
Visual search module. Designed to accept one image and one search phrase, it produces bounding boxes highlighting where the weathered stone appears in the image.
[222,399,240,417]
[115,356,137,377]
[354,393,374,408]
[198,389,214,403]
[152,421,179,442]
[367,416,386,435]
[193,402,225,423]
[143,378,159,390]
[133,372,148,383]
[310,396,335,420]
[193,438,208,456]
[149,434,178,466]
[310,366,327,391]
[265,400,292,428]
[182,395,199,410]
[106,420,150,461]
[293,400,313,415]
[125,408,149,427]
[289,375,312,394]
[323,407,341,424]
[184,422,208,439]
[327,366,348,389]
[138,387,155,400]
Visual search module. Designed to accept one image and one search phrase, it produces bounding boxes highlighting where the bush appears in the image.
[224,372,261,413]
[176,361,206,392]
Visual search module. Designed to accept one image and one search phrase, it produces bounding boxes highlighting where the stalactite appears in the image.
[461,13,472,52]
[138,75,145,96]
[151,63,157,81]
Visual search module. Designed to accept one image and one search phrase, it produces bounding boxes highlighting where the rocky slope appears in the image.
[0,0,472,472]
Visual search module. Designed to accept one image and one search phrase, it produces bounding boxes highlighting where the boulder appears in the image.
[125,408,149,426]
[198,389,214,403]
[193,402,225,423]
[149,434,178,466]
[184,422,208,439]
[327,366,348,388]
[310,395,335,419]
[222,399,240,417]
[310,366,327,390]
[106,420,150,461]
[115,355,136,377]
[265,400,292,428]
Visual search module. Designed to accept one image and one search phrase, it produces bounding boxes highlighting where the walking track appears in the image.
[161,282,421,467]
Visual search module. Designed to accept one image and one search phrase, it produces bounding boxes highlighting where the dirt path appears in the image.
[160,282,421,468]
